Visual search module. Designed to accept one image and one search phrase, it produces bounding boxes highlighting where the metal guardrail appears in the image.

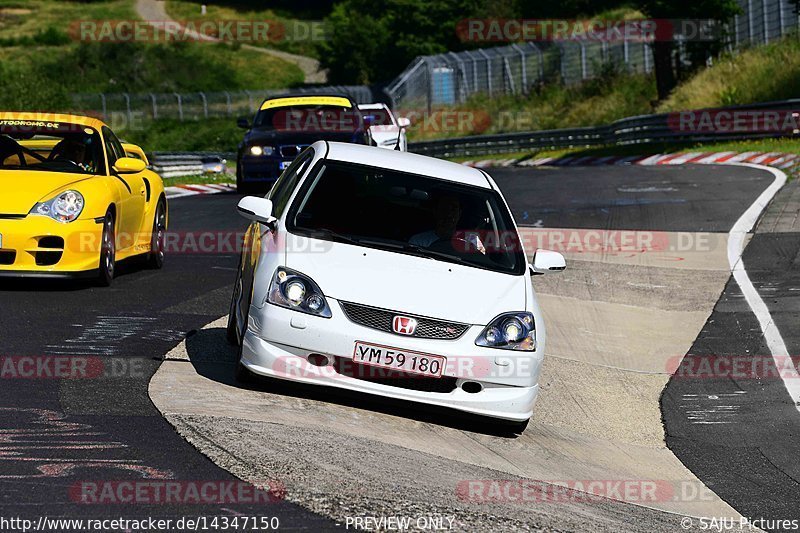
[408,99,800,158]
[150,152,235,178]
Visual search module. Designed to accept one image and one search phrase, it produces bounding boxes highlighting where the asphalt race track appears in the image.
[2,163,799,531]
[0,196,335,528]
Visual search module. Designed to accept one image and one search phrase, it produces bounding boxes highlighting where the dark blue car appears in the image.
[235,94,372,192]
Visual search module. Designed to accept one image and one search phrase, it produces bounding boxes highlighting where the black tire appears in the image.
[226,264,243,346]
[236,161,249,193]
[97,211,116,287]
[234,342,256,384]
[501,418,529,436]
[146,199,167,269]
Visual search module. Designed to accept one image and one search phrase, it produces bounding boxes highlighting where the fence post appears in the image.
[623,40,629,70]
[174,93,183,121]
[245,90,253,112]
[150,93,157,120]
[199,92,209,119]
[469,51,479,91]
[762,0,769,43]
[734,15,740,47]
[503,57,515,94]
[100,93,107,120]
[580,43,587,80]
[643,43,651,72]
[778,0,785,36]
[448,52,468,103]
[224,91,232,116]
[747,0,754,43]
[529,42,544,81]
[478,49,492,96]
[123,93,131,125]
[511,43,527,91]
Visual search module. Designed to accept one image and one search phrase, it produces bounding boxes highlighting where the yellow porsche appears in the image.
[0,113,167,286]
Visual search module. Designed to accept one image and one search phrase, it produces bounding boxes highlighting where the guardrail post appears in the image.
[150,93,158,120]
[174,93,183,121]
[199,92,209,119]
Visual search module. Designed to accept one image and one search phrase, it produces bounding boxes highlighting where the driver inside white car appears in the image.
[410,195,486,254]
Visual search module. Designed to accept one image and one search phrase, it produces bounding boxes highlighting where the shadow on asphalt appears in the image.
[0,257,153,292]
[184,327,526,439]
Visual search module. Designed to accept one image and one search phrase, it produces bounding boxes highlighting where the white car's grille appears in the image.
[338,301,470,340]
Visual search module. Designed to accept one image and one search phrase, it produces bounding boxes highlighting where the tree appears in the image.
[630,0,740,100]
[316,0,494,84]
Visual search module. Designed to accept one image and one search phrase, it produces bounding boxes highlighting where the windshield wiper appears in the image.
[307,230,471,266]
[306,228,361,246]
[358,239,470,265]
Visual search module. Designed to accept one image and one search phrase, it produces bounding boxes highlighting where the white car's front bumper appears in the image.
[240,298,542,422]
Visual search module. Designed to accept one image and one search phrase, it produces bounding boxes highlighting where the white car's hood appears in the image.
[285,239,526,324]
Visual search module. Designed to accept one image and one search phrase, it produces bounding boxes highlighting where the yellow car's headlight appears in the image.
[31,190,85,223]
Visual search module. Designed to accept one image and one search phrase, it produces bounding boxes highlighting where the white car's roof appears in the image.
[318,141,492,189]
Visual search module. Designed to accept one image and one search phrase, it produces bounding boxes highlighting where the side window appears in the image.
[269,151,313,218]
[102,126,125,171]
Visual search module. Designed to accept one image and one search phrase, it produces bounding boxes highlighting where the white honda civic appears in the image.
[227,141,565,432]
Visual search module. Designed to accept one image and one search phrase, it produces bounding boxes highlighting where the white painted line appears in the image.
[726,162,800,408]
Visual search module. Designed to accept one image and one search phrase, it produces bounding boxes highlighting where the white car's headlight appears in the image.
[249,146,274,156]
[476,312,536,351]
[267,267,331,318]
[31,190,85,223]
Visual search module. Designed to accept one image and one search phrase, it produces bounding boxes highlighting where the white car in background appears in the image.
[227,141,565,432]
[358,103,409,151]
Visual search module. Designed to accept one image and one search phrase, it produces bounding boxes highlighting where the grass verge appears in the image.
[164,0,325,58]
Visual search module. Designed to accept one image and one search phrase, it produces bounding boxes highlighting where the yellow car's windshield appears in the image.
[0,122,104,175]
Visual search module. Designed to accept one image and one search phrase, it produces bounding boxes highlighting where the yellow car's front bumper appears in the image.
[0,215,103,278]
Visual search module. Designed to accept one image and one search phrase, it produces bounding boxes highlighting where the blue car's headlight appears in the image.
[31,190,85,223]
[476,312,536,351]
[267,267,331,318]
[249,146,274,156]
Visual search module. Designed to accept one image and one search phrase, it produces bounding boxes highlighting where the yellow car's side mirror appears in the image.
[113,157,147,174]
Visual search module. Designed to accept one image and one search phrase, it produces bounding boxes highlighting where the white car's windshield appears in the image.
[288,160,526,275]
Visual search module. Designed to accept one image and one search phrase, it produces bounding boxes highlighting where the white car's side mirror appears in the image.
[530,249,566,275]
[237,196,276,226]
[397,117,411,128]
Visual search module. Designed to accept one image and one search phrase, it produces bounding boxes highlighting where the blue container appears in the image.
[431,67,456,105]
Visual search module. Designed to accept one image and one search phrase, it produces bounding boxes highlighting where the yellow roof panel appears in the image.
[260,96,352,110]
